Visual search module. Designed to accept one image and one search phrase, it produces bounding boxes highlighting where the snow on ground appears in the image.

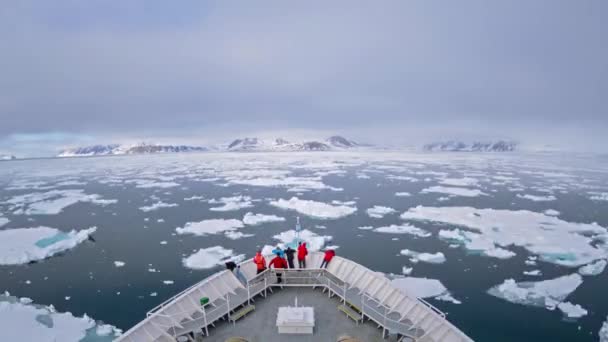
[391,277,461,304]
[175,219,244,236]
[0,227,96,265]
[182,246,245,270]
[421,186,486,197]
[209,195,254,212]
[400,249,446,264]
[6,189,117,215]
[578,259,607,276]
[557,302,587,318]
[487,274,583,310]
[439,178,479,187]
[0,292,121,341]
[402,206,607,267]
[373,224,431,237]
[269,197,356,219]
[438,229,516,259]
[395,192,411,197]
[273,229,332,251]
[243,212,285,225]
[138,201,178,212]
[366,205,396,218]
[516,194,556,202]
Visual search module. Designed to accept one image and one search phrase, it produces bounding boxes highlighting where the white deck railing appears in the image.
[116,252,474,342]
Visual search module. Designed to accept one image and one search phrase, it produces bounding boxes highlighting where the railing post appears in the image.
[382,304,387,339]
[343,282,346,304]
[327,277,330,298]
[264,275,267,297]
[202,305,209,336]
[361,293,365,321]
[247,280,251,305]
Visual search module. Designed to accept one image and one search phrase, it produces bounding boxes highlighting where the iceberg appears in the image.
[374,224,431,237]
[209,195,254,212]
[175,219,244,236]
[487,274,583,310]
[391,277,461,304]
[269,197,356,219]
[0,227,96,265]
[400,249,446,264]
[242,212,285,225]
[402,206,607,266]
[0,292,121,341]
[182,246,245,270]
[273,229,332,251]
[366,205,396,218]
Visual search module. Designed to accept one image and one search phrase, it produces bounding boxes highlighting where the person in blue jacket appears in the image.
[272,245,285,259]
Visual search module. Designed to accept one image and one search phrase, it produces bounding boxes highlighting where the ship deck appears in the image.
[201,286,401,342]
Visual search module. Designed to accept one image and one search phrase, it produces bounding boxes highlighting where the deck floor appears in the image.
[200,286,402,342]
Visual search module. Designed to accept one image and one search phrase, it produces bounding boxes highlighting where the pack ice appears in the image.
[270,197,356,219]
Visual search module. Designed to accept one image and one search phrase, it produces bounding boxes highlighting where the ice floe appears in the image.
[242,212,285,225]
[366,205,396,218]
[209,195,254,212]
[439,177,479,187]
[113,261,126,268]
[0,216,8,227]
[544,209,560,216]
[0,227,96,265]
[224,231,254,240]
[402,206,607,267]
[182,246,245,270]
[6,189,116,215]
[227,175,341,192]
[578,259,606,276]
[400,249,446,264]
[138,201,178,212]
[487,274,583,310]
[402,266,413,275]
[394,192,411,197]
[391,277,461,304]
[438,229,516,259]
[130,179,179,188]
[523,270,542,276]
[0,292,121,341]
[600,317,608,342]
[590,192,608,201]
[269,197,356,219]
[273,229,332,251]
[516,194,556,202]
[175,219,244,236]
[557,301,587,318]
[373,224,431,237]
[421,186,486,197]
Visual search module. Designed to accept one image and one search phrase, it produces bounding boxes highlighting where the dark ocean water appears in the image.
[1,152,607,341]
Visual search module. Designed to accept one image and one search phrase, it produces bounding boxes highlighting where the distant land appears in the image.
[423,140,517,152]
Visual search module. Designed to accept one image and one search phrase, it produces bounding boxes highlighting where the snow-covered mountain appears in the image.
[58,143,208,157]
[423,140,516,152]
[226,135,363,152]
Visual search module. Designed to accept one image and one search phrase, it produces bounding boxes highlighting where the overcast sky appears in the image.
[1,1,607,156]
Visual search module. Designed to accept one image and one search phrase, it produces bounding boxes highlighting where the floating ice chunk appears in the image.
[544,209,560,216]
[516,194,556,202]
[0,217,8,227]
[357,226,374,230]
[209,195,254,212]
[440,178,479,187]
[395,192,411,197]
[523,270,542,276]
[243,212,285,225]
[388,176,419,182]
[391,277,460,304]
[175,219,244,236]
[601,317,608,342]
[0,292,121,341]
[402,266,413,275]
[269,197,356,219]
[374,224,431,237]
[0,227,96,265]
[160,241,167,245]
[421,186,486,197]
[228,176,341,192]
[366,205,396,218]
[273,229,332,251]
[132,180,179,188]
[400,249,446,264]
[182,246,245,270]
[7,189,116,215]
[488,274,583,310]
[224,231,254,240]
[162,280,174,285]
[557,302,587,318]
[402,206,607,267]
[184,195,205,201]
[438,229,515,259]
[113,261,125,268]
[138,201,178,212]
[589,192,608,201]
[578,259,607,276]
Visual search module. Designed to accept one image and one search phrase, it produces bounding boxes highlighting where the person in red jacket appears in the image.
[253,250,266,274]
[297,242,308,268]
[268,254,288,283]
[320,249,335,268]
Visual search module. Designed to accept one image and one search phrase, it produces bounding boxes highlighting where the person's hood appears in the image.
[255,252,262,257]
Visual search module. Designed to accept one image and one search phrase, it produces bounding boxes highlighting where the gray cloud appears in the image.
[1,1,607,155]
